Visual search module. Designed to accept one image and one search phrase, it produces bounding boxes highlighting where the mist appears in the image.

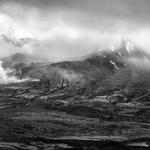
[0,0,150,61]
[0,61,30,84]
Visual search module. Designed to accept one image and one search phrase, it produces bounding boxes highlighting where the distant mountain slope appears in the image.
[1,53,38,68]
[21,49,126,84]
[1,52,50,69]
[23,60,109,83]
[2,40,150,88]
[23,41,150,84]
[19,41,129,83]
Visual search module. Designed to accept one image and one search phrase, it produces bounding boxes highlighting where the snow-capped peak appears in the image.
[114,40,139,57]
[119,40,135,52]
[124,41,136,53]
[113,40,150,59]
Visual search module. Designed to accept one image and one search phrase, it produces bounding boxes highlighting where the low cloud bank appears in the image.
[0,61,38,84]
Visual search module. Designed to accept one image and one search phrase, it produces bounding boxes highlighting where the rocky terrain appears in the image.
[0,41,150,149]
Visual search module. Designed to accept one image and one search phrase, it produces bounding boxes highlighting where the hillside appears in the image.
[15,41,149,88]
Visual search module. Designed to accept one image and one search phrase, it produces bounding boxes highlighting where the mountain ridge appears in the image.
[1,40,150,88]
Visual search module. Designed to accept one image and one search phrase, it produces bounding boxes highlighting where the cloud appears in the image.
[0,0,150,61]
[0,60,30,84]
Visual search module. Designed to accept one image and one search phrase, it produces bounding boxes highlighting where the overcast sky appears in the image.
[0,0,150,61]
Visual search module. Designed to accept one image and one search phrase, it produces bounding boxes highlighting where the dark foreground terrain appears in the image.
[0,80,150,150]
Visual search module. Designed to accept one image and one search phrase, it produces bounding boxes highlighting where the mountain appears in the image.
[21,50,124,84]
[114,40,149,58]
[107,41,150,88]
[1,40,150,89]
[21,40,147,85]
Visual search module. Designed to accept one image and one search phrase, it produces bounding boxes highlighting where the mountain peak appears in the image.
[116,40,135,54]
[114,40,148,58]
[119,40,135,53]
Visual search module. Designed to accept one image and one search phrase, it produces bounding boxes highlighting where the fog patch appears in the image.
[0,61,34,84]
[127,57,150,70]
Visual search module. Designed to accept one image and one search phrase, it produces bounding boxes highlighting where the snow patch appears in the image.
[125,41,135,53]
[109,60,119,70]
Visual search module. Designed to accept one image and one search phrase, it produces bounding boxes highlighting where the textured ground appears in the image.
[0,82,150,149]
